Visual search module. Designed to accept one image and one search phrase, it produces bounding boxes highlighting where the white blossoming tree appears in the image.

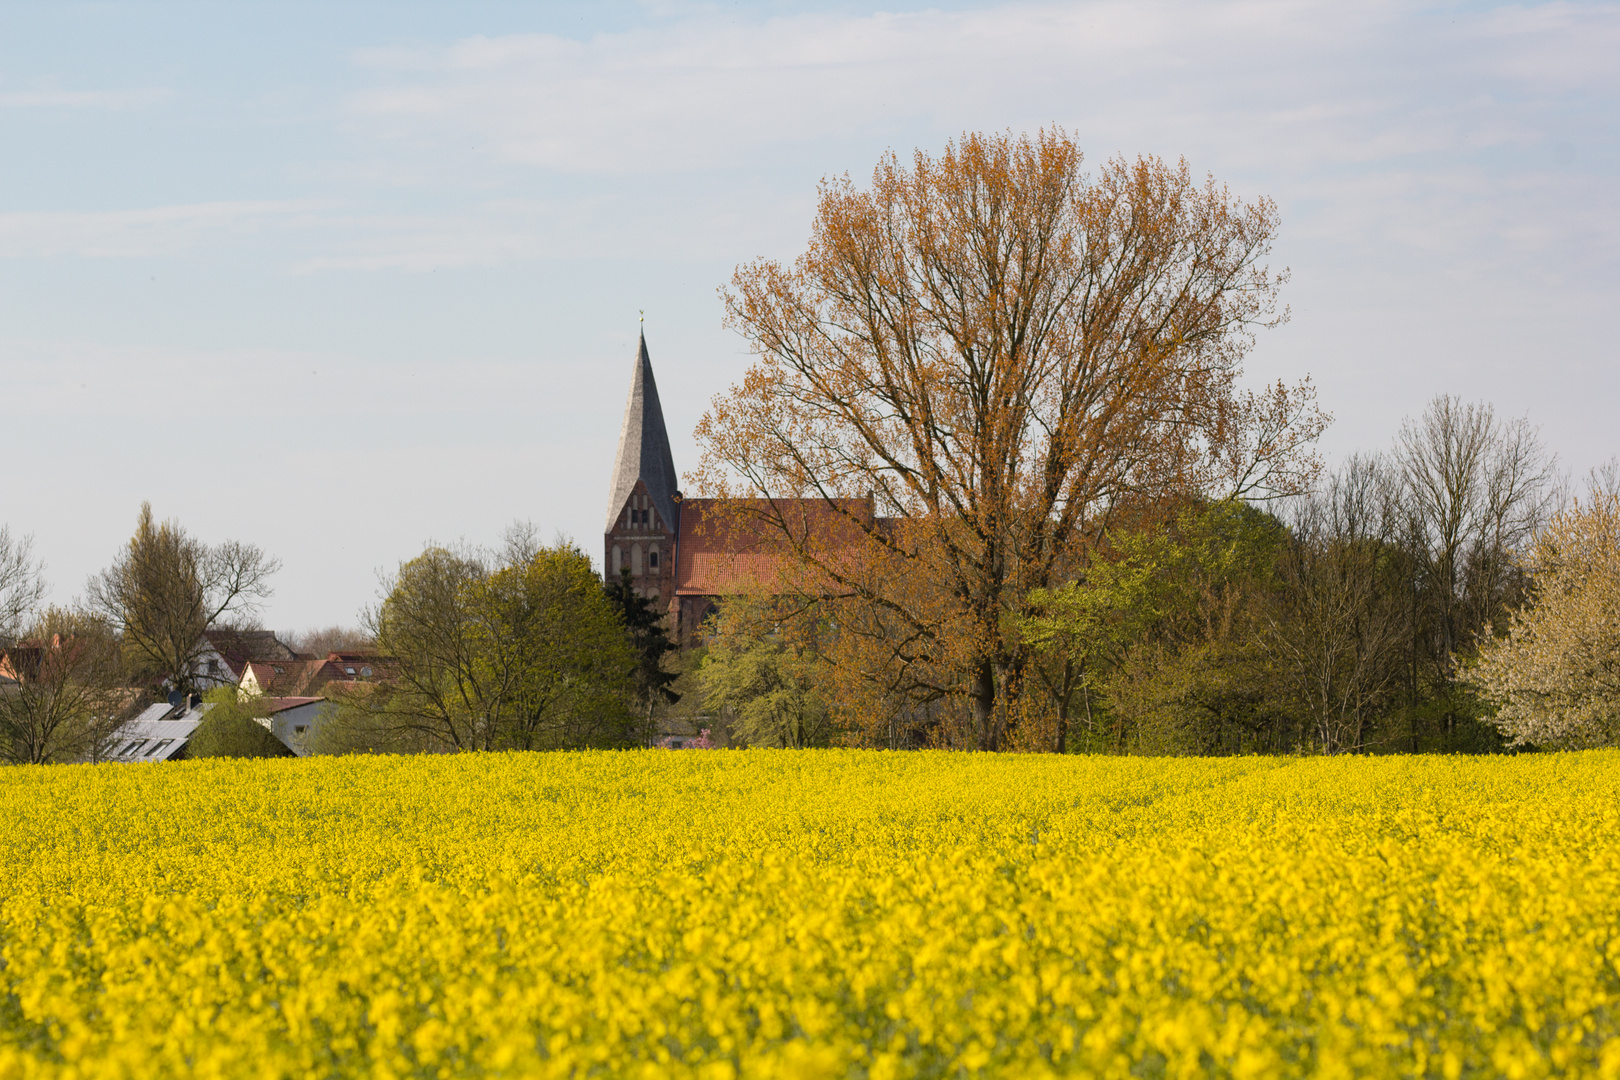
[1472,492,1620,748]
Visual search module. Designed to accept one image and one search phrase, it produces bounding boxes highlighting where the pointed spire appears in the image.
[606,330,679,532]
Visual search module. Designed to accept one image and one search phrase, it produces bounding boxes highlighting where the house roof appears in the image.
[0,644,44,684]
[203,629,296,676]
[323,652,397,679]
[107,703,214,762]
[264,696,327,714]
[242,652,396,697]
[0,635,94,683]
[242,658,339,696]
[674,496,876,596]
[605,331,680,533]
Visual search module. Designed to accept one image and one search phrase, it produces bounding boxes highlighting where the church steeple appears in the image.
[605,330,679,532]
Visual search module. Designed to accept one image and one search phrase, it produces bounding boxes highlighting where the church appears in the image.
[602,331,875,638]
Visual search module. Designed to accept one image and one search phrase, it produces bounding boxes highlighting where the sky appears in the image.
[1,0,1616,634]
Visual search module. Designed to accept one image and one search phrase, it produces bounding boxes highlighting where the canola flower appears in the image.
[1,750,1618,1079]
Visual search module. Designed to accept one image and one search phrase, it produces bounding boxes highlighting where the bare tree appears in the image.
[86,503,280,696]
[1266,457,1409,753]
[285,625,377,658]
[0,527,47,650]
[1585,459,1620,503]
[0,607,129,764]
[1393,397,1560,732]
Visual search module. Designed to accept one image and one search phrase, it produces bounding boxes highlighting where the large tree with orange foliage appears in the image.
[693,129,1326,750]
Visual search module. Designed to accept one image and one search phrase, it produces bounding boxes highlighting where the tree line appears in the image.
[6,128,1614,759]
[683,128,1616,754]
[0,511,679,763]
[697,395,1608,754]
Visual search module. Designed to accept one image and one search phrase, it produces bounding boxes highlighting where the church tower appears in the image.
[604,330,679,607]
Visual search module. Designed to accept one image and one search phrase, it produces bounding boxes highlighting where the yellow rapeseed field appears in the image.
[1,751,1618,1079]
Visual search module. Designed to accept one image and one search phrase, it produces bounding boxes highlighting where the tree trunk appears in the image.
[971,662,996,750]
[1055,658,1072,754]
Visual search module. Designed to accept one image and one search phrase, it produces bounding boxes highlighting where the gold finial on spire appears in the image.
[639,309,644,324]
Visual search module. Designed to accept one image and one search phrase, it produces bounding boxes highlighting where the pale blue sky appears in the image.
[2,1,1616,631]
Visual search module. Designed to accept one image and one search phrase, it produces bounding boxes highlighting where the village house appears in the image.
[191,628,298,689]
[105,697,213,762]
[237,650,396,754]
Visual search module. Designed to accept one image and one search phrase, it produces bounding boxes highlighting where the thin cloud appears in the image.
[338,0,1619,280]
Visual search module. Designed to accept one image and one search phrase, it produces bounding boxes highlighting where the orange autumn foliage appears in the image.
[693,129,1326,749]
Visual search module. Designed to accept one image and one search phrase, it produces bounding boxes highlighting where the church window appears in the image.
[649,548,659,569]
[611,545,622,573]
[631,544,643,575]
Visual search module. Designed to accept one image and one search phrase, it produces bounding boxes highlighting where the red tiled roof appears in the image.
[674,497,874,596]
[0,635,92,683]
[323,652,398,680]
[264,696,326,714]
[242,659,343,697]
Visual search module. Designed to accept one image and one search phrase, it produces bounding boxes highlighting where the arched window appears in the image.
[649,546,659,569]
[611,545,622,574]
[631,544,643,575]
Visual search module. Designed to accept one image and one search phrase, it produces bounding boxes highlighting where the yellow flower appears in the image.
[0,750,1616,1076]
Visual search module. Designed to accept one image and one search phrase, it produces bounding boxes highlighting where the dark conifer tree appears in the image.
[604,568,680,742]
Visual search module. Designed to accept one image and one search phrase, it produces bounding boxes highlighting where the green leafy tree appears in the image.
[475,551,642,750]
[186,687,292,759]
[1022,527,1186,752]
[347,538,638,753]
[700,599,831,748]
[1023,500,1286,753]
